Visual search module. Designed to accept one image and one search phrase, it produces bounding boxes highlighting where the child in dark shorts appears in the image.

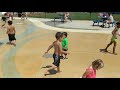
[8,34,16,44]
[53,53,60,67]
[2,20,16,46]
[44,32,69,76]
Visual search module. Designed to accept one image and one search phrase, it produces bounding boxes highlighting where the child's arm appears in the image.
[45,42,54,54]
[6,28,9,34]
[82,70,92,78]
[59,43,69,55]
[14,27,16,34]
[14,29,16,34]
[112,27,118,36]
[2,25,8,28]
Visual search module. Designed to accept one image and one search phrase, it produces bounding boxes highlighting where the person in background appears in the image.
[98,13,103,18]
[106,13,114,27]
[2,20,16,46]
[104,22,120,55]
[1,13,9,27]
[64,12,70,22]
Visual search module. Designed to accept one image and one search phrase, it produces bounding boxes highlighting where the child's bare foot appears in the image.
[113,53,117,55]
[104,49,108,52]
[44,71,49,76]
[57,71,62,73]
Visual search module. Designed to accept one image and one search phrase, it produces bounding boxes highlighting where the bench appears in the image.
[93,20,103,26]
[54,15,72,23]
[54,16,63,22]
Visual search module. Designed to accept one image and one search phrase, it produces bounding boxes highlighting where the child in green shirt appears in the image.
[61,32,69,59]
[104,22,120,55]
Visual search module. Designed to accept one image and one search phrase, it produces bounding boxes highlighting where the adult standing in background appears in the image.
[8,12,13,21]
[106,13,114,27]
[107,13,114,23]
[25,12,28,19]
[64,12,70,22]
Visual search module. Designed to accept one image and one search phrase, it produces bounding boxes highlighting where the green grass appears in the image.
[28,13,58,18]
[28,12,120,21]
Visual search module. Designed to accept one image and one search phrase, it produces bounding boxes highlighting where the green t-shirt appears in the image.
[62,38,68,49]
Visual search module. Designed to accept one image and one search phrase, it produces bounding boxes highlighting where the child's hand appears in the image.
[43,51,48,57]
[45,51,48,54]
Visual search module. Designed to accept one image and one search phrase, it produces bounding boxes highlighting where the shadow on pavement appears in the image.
[99,49,113,54]
[0,42,4,46]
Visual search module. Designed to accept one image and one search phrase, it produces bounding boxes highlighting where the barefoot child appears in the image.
[82,59,104,78]
[61,32,69,59]
[104,22,120,55]
[2,20,16,46]
[21,12,27,20]
[44,32,69,76]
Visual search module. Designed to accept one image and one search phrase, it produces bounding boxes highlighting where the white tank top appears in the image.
[9,17,12,21]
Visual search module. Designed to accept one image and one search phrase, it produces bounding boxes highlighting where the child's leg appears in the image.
[64,54,68,59]
[11,34,16,46]
[61,53,63,57]
[57,66,60,72]
[60,54,64,59]
[25,15,27,19]
[7,36,11,45]
[104,21,107,27]
[113,41,117,55]
[105,41,113,52]
[64,49,68,59]
[7,34,12,45]
[9,41,12,45]
[11,40,16,46]
[1,23,5,27]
